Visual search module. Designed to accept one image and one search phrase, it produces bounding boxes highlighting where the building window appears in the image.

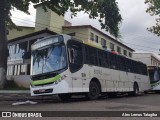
[27,64,30,75]
[101,38,106,47]
[15,44,20,54]
[17,65,20,75]
[90,32,94,41]
[123,50,127,56]
[9,42,28,55]
[9,46,11,54]
[95,35,99,43]
[7,65,14,75]
[11,45,15,54]
[129,52,132,57]
[19,41,28,53]
[9,45,16,54]
[117,46,121,54]
[110,43,115,51]
[20,65,26,75]
[14,65,18,75]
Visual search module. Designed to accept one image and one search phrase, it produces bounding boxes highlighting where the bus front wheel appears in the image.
[86,81,100,100]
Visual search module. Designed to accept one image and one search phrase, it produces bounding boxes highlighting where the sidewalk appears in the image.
[0,90,59,101]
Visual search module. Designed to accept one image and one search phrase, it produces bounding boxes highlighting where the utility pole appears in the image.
[0,0,7,89]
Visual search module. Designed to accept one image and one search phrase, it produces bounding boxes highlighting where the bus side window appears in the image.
[126,59,133,72]
[67,40,84,73]
[85,45,98,66]
[132,61,136,73]
[98,50,108,68]
[142,64,148,75]
[118,56,126,72]
[109,53,118,70]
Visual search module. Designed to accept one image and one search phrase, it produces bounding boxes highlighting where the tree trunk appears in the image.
[0,0,7,89]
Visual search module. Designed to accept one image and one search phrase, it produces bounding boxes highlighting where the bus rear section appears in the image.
[148,66,160,92]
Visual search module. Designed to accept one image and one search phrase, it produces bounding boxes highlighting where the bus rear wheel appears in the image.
[86,81,100,100]
[58,93,72,101]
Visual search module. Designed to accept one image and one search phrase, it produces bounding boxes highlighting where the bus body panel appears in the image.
[31,69,150,96]
[101,67,112,92]
[71,66,85,93]
[119,71,130,91]
[110,69,119,91]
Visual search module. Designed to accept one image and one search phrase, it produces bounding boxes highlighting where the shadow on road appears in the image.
[34,92,150,104]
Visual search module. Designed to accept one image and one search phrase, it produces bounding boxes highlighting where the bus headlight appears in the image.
[61,75,67,80]
[54,75,67,85]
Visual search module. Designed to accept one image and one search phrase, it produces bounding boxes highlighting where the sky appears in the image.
[11,0,160,57]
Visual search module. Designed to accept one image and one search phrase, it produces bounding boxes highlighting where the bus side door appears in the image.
[67,40,84,92]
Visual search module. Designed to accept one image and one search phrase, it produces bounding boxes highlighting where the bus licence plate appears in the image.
[39,89,46,93]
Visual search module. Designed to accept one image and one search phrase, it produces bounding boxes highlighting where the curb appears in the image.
[0,90,59,101]
[0,90,30,94]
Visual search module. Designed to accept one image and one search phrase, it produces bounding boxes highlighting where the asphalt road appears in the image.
[1,93,160,120]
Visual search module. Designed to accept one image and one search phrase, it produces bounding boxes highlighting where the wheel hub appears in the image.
[91,87,98,96]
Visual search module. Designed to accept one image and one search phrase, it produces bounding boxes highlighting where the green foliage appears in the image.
[145,0,160,36]
[7,0,122,38]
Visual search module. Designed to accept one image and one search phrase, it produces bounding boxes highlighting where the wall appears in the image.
[63,27,89,41]
[133,53,160,66]
[7,27,35,40]
[35,5,64,33]
[133,53,151,65]
[151,56,160,66]
[7,75,30,88]
[88,28,133,57]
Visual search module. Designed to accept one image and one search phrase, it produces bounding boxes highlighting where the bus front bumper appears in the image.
[30,81,70,96]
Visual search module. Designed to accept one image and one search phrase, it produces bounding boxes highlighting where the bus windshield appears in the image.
[32,43,67,75]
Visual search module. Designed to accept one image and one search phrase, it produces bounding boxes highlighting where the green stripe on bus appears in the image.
[31,75,61,86]
[151,82,160,87]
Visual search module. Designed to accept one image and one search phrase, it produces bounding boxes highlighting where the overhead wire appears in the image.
[10,15,160,54]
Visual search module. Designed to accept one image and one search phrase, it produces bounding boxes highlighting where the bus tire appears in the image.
[129,83,139,96]
[58,94,72,101]
[86,81,100,100]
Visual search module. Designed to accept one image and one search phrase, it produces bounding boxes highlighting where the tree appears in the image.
[0,0,122,89]
[7,0,122,37]
[0,0,8,89]
[145,0,160,36]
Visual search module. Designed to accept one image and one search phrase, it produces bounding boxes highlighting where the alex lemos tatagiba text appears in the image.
[122,112,157,117]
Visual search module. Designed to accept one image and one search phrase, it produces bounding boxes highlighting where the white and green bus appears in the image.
[148,66,160,93]
[30,34,150,100]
